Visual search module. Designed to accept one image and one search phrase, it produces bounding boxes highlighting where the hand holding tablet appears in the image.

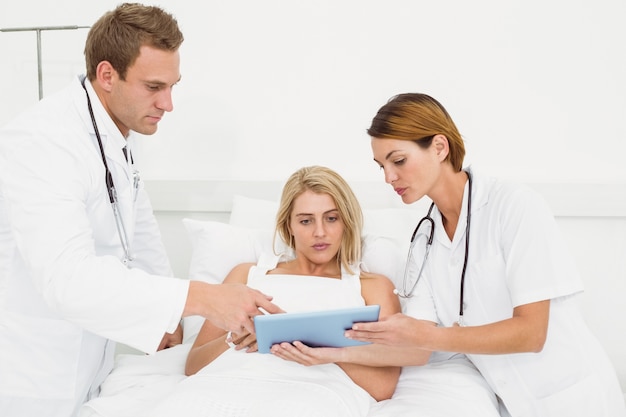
[254,305,380,353]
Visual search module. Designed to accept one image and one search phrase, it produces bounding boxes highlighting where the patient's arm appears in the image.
[335,273,402,401]
[185,263,256,375]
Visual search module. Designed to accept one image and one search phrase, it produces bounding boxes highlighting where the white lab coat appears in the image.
[0,76,189,417]
[405,167,626,417]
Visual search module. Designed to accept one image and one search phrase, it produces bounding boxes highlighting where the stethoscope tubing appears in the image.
[398,170,472,324]
[399,204,435,298]
[81,78,133,265]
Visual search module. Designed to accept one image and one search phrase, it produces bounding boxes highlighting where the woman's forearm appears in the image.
[420,301,550,355]
[340,343,431,367]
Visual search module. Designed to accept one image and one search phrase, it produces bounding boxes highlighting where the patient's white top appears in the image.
[247,252,365,312]
[405,167,625,417]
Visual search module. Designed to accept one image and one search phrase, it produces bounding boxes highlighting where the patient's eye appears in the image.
[393,157,406,166]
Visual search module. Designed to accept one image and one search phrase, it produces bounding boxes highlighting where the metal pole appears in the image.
[36,29,43,99]
[0,25,90,100]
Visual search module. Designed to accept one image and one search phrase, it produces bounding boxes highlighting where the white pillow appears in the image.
[183,218,287,285]
[228,194,278,229]
[182,218,288,343]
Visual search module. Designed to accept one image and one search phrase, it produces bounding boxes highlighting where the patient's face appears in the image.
[289,190,345,269]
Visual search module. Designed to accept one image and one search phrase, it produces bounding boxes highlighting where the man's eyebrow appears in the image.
[145,75,182,86]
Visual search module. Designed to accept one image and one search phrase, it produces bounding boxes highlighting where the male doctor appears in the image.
[0,4,279,416]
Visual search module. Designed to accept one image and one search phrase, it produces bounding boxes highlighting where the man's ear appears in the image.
[432,134,450,162]
[94,61,116,92]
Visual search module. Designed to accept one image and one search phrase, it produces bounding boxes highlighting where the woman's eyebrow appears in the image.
[374,150,401,164]
[294,209,338,217]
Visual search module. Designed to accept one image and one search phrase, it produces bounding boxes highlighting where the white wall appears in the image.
[1,0,625,183]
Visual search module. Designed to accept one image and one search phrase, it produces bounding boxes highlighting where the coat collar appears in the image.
[430,166,491,249]
[75,75,130,168]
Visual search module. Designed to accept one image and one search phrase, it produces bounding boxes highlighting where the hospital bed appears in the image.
[81,179,626,415]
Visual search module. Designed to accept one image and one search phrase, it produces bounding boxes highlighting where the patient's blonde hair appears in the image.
[275,166,363,274]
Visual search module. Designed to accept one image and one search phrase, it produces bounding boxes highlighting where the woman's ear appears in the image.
[432,134,450,162]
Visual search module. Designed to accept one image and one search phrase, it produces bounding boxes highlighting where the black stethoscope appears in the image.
[81,78,136,265]
[395,170,472,325]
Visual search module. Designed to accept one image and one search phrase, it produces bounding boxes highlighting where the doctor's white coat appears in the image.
[405,168,626,417]
[0,76,189,417]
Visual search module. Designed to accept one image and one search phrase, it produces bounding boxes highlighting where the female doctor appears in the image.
[273,93,625,416]
[0,4,278,417]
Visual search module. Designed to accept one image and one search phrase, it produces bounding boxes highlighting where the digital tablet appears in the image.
[254,304,380,354]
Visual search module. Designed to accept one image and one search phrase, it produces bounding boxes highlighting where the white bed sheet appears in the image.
[79,344,189,417]
[81,341,373,417]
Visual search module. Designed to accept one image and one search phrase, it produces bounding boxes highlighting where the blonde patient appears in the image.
[185,165,401,404]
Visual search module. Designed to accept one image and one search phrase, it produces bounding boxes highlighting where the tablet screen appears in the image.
[254,305,380,353]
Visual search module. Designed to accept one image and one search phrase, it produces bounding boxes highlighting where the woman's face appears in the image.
[371,137,441,204]
[289,190,344,265]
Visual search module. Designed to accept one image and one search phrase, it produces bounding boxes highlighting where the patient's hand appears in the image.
[270,341,340,366]
[227,330,259,353]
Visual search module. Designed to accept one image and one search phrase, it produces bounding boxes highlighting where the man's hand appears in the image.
[185,281,284,335]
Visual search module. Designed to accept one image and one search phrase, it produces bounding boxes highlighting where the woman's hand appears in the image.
[347,301,550,355]
[270,341,342,366]
[346,313,435,347]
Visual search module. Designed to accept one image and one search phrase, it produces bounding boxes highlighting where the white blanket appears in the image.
[80,344,189,417]
[368,355,500,417]
[81,345,502,417]
[149,348,372,417]
[81,343,373,417]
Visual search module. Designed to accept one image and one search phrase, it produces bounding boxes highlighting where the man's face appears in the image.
[108,45,181,137]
